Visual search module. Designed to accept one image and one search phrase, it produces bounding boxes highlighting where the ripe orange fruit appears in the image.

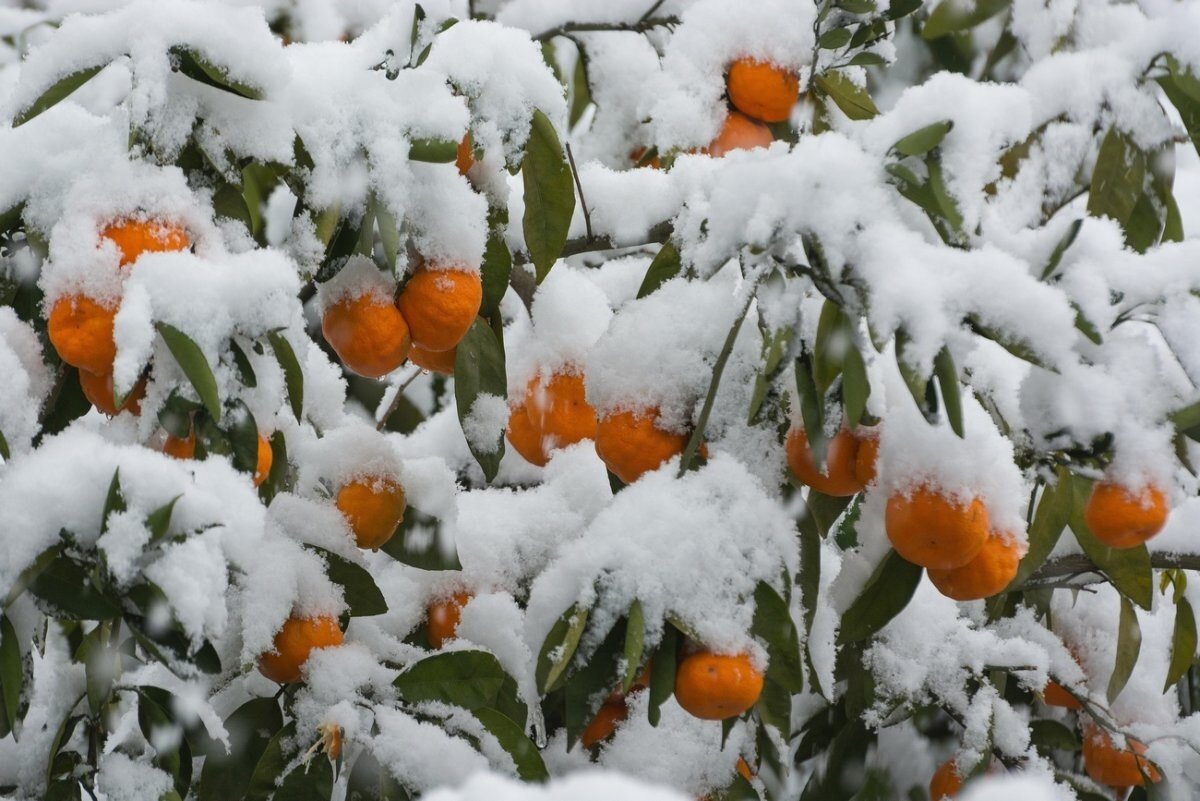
[321,292,411,379]
[258,614,344,684]
[629,147,662,169]
[706,111,773,158]
[79,370,144,417]
[1043,680,1082,710]
[855,433,879,487]
[1083,480,1168,549]
[736,757,754,781]
[457,132,474,175]
[427,592,471,649]
[929,759,963,799]
[47,295,118,375]
[335,476,406,550]
[410,344,456,375]
[396,264,482,353]
[927,531,1021,601]
[102,219,189,267]
[885,486,989,570]
[505,372,598,467]
[726,58,799,123]
[674,651,764,720]
[595,408,690,484]
[785,427,864,496]
[581,699,627,748]
[606,661,653,704]
[1081,723,1160,787]
[163,429,197,460]
[253,434,273,487]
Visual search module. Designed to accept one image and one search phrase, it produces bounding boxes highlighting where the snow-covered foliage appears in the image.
[1,0,1200,799]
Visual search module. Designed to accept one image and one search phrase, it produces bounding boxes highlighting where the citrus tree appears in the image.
[1,0,1200,799]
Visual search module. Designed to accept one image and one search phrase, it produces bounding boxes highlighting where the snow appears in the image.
[421,770,691,801]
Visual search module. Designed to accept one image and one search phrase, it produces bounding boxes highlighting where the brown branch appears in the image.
[1020,552,1200,590]
[565,143,593,243]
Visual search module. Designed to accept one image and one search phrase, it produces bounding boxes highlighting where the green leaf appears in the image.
[376,197,401,273]
[846,51,887,67]
[306,546,387,617]
[1107,596,1142,703]
[1070,481,1153,610]
[837,550,923,644]
[891,120,953,157]
[836,0,876,12]
[14,64,106,126]
[1041,218,1083,281]
[0,614,23,738]
[927,157,965,238]
[157,323,221,422]
[522,108,576,282]
[1164,597,1196,692]
[274,751,333,801]
[29,555,120,620]
[394,650,509,710]
[408,137,460,163]
[244,722,296,801]
[813,72,878,120]
[0,428,9,461]
[214,183,253,232]
[894,332,933,422]
[197,698,283,801]
[146,496,182,547]
[1159,59,1200,159]
[101,469,126,535]
[536,604,590,694]
[1029,719,1080,754]
[933,345,963,437]
[1088,128,1148,247]
[885,0,923,19]
[347,751,405,800]
[922,0,1007,39]
[621,600,646,693]
[454,318,507,482]
[169,47,263,100]
[223,399,260,475]
[569,49,592,128]
[268,330,304,423]
[564,619,626,749]
[3,544,62,607]
[813,300,847,398]
[818,28,853,49]
[647,624,678,727]
[1009,472,1072,589]
[481,226,513,314]
[752,582,804,694]
[794,354,826,465]
[474,707,548,781]
[229,339,258,388]
[637,241,682,299]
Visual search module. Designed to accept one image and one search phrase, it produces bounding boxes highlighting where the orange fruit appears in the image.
[163,429,197,460]
[1081,723,1160,787]
[706,111,773,158]
[929,759,963,799]
[595,408,690,484]
[1083,480,1168,549]
[629,147,662,169]
[927,531,1021,601]
[258,614,344,684]
[606,661,653,704]
[335,476,406,550]
[785,427,864,497]
[427,592,471,649]
[396,264,482,353]
[674,651,764,720]
[505,372,598,467]
[79,370,144,417]
[736,757,754,781]
[855,433,879,487]
[410,344,456,375]
[581,700,627,748]
[47,295,118,375]
[102,219,188,267]
[885,486,989,570]
[1043,680,1081,710]
[726,58,799,123]
[457,132,474,175]
[253,434,273,487]
[321,292,411,379]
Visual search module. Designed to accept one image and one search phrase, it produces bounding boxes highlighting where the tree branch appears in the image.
[533,17,679,41]
[1020,552,1200,590]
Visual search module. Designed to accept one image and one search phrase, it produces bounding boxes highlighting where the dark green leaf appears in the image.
[569,49,592,128]
[1088,128,1147,247]
[1009,472,1072,589]
[1071,482,1153,610]
[394,650,509,710]
[306,546,388,617]
[3,544,62,606]
[408,137,459,163]
[794,354,826,465]
[14,64,106,126]
[268,331,304,422]
[170,47,263,100]
[244,722,296,801]
[621,599,646,693]
[197,697,283,801]
[1164,597,1196,692]
[274,751,333,801]
[922,0,1007,39]
[522,109,576,282]
[1030,718,1080,754]
[157,323,221,422]
[0,428,9,461]
[536,604,590,694]
[814,72,878,120]
[1107,596,1142,703]
[837,550,923,644]
[29,555,120,619]
[1041,218,1083,281]
[223,399,260,475]
[885,0,923,19]
[213,183,253,232]
[101,469,126,535]
[647,624,678,727]
[846,51,887,67]
[474,707,548,781]
[481,227,513,314]
[376,196,401,273]
[454,318,507,482]
[564,619,625,749]
[891,120,953,157]
[752,582,803,694]
[637,241,682,299]
[818,28,853,49]
[146,496,182,547]
[1072,303,1104,346]
[933,345,963,437]
[0,615,23,737]
[229,340,258,388]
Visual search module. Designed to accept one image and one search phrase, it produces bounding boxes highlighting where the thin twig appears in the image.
[1021,552,1200,590]
[564,142,594,243]
[533,16,679,41]
[376,368,425,431]
[638,0,667,23]
[511,221,672,267]
[677,269,761,477]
